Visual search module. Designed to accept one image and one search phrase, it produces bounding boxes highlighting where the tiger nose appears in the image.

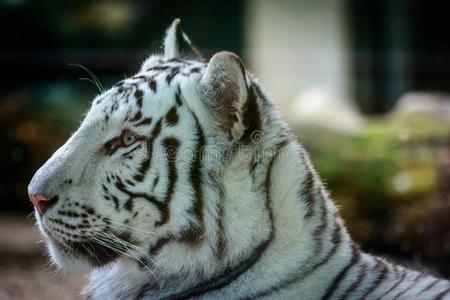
[28,193,59,215]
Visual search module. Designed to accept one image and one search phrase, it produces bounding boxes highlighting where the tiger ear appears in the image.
[164,18,203,59]
[199,51,250,141]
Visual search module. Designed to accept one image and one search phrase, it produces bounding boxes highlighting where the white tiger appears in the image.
[28,19,449,300]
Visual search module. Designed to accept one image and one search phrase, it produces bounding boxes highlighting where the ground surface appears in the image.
[0,214,85,300]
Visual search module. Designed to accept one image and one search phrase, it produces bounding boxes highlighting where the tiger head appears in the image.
[28,19,267,274]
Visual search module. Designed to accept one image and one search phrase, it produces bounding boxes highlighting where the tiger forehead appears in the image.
[90,57,205,125]
[93,57,205,109]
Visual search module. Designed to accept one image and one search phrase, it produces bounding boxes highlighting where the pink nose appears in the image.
[28,194,58,215]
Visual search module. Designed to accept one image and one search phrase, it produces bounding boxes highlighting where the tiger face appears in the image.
[28,20,252,273]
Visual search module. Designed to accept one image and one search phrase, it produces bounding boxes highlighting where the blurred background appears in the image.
[0,0,449,298]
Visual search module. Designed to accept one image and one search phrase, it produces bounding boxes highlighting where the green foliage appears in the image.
[294,113,449,266]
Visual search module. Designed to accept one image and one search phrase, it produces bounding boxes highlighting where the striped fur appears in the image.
[28,20,449,299]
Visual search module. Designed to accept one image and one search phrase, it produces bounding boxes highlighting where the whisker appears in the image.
[86,232,160,284]
[69,63,104,92]
[100,230,162,284]
[106,220,157,236]
[79,78,102,92]
[26,212,36,220]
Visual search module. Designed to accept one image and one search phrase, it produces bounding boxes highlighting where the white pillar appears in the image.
[245,0,350,105]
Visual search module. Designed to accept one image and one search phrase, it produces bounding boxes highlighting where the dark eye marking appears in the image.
[104,129,141,155]
[120,118,163,183]
[122,144,141,157]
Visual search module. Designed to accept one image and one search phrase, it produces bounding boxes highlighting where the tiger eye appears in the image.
[122,130,138,147]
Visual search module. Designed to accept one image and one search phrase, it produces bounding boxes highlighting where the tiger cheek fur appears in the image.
[28,19,450,300]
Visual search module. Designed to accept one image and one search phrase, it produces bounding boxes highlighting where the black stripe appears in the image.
[248,220,342,299]
[175,86,183,106]
[337,261,369,300]
[417,278,439,296]
[114,178,168,223]
[122,144,141,157]
[135,89,144,108]
[321,243,360,300]
[378,265,406,299]
[167,58,183,63]
[358,257,389,299]
[312,189,329,255]
[147,65,170,71]
[242,177,334,299]
[151,174,159,191]
[149,79,157,92]
[133,75,147,81]
[132,140,153,182]
[159,141,289,300]
[151,118,162,137]
[166,67,180,84]
[135,117,152,127]
[207,170,226,260]
[165,106,179,126]
[434,286,450,300]
[132,119,161,182]
[245,182,327,300]
[130,111,142,122]
[125,179,136,186]
[155,137,180,227]
[164,235,272,300]
[149,235,173,256]
[215,192,226,260]
[190,67,201,74]
[390,271,424,299]
[298,223,341,277]
[185,114,206,244]
[145,115,206,254]
[111,195,119,210]
[300,153,315,218]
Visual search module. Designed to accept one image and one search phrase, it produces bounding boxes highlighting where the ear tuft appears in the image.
[164,18,203,59]
[200,52,250,141]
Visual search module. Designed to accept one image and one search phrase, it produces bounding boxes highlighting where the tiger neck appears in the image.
[145,89,348,297]
[151,126,349,299]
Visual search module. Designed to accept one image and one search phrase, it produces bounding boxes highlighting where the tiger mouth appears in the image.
[44,226,131,267]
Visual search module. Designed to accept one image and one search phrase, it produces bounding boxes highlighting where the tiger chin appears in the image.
[28,19,449,300]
